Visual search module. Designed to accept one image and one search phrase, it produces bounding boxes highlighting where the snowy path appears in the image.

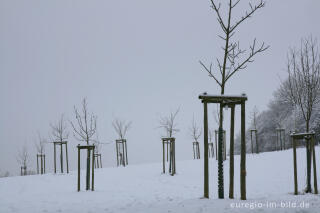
[1,147,320,213]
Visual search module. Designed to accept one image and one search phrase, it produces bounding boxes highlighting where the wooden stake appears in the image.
[203,101,209,198]
[229,105,235,199]
[240,101,246,200]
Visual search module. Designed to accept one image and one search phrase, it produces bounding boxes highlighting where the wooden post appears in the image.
[203,101,209,198]
[66,142,69,173]
[250,131,253,154]
[293,137,298,195]
[122,141,125,167]
[92,147,94,191]
[240,101,246,200]
[229,105,235,199]
[78,145,80,192]
[60,143,63,173]
[312,136,318,194]
[41,154,43,174]
[255,130,259,154]
[54,143,56,173]
[283,130,286,150]
[193,143,195,159]
[162,140,165,173]
[125,140,128,165]
[44,155,46,174]
[116,141,119,166]
[37,155,39,174]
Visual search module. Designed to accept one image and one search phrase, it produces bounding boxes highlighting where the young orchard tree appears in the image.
[50,114,69,173]
[112,118,132,140]
[200,0,269,199]
[50,114,69,143]
[16,145,29,176]
[278,36,320,193]
[158,108,180,138]
[35,132,46,155]
[70,98,97,189]
[249,106,259,153]
[190,117,202,142]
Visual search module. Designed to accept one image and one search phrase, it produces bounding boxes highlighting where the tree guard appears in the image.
[77,144,95,191]
[162,137,176,176]
[116,139,128,167]
[291,132,318,195]
[94,153,102,168]
[53,141,69,173]
[193,141,200,159]
[36,154,46,174]
[250,129,258,154]
[276,128,285,150]
[199,93,247,200]
[215,130,226,160]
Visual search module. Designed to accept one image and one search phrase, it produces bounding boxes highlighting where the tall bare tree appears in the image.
[278,36,320,193]
[158,108,180,138]
[16,145,29,176]
[112,118,132,139]
[200,0,269,199]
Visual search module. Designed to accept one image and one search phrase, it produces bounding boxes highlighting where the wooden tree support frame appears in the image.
[77,144,95,191]
[208,142,214,158]
[215,130,226,160]
[199,93,247,200]
[37,154,46,174]
[20,166,27,176]
[94,153,102,168]
[192,141,200,159]
[291,132,318,195]
[250,129,258,154]
[276,128,285,151]
[53,141,69,173]
[116,139,128,167]
[162,137,176,176]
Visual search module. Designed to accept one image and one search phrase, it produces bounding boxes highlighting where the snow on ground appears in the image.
[1,147,320,213]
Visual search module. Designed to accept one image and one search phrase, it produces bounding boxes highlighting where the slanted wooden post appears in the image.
[240,101,246,200]
[229,104,235,199]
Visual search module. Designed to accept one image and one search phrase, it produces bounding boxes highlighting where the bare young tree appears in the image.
[249,106,259,153]
[70,98,97,145]
[158,108,180,138]
[35,132,46,154]
[199,0,269,199]
[50,114,69,142]
[279,37,320,133]
[278,36,320,193]
[16,145,29,176]
[190,117,202,142]
[71,98,97,189]
[112,118,132,139]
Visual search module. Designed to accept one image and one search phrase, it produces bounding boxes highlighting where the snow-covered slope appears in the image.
[1,147,320,213]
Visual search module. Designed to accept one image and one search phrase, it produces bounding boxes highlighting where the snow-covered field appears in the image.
[1,147,320,213]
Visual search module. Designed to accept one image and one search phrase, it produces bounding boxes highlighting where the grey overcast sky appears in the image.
[1,0,320,175]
